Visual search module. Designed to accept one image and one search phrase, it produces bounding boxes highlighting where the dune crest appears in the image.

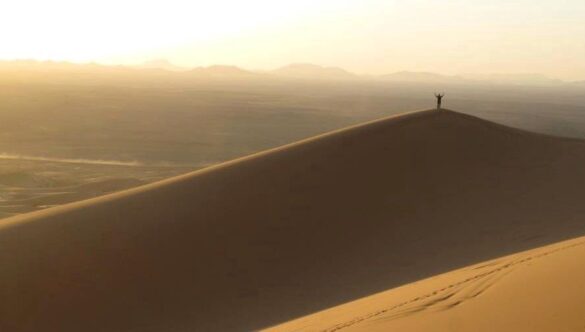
[1,110,585,331]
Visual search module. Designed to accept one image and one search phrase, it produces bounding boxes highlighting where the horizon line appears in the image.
[0,58,581,83]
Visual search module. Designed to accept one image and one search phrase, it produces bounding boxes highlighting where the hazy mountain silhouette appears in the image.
[272,63,357,80]
[379,71,564,86]
[463,73,563,86]
[189,65,259,79]
[140,59,187,72]
[0,60,579,86]
[380,71,465,83]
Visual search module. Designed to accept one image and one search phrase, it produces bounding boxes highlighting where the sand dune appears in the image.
[1,110,585,331]
[269,235,585,331]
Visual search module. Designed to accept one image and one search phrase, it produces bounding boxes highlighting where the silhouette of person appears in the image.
[434,93,445,110]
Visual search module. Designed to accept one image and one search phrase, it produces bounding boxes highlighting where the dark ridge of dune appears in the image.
[1,109,585,331]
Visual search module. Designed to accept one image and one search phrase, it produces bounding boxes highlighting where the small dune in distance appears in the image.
[2,109,585,331]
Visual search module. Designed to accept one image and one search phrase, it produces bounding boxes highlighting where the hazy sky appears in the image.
[1,0,584,79]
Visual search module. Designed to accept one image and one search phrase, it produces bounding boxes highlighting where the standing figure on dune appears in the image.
[434,93,445,110]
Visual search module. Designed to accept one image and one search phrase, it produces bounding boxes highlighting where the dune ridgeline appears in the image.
[1,110,585,331]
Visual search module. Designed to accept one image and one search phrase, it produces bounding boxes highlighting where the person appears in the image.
[434,93,445,110]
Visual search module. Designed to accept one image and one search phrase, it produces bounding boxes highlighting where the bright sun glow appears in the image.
[0,0,334,61]
[1,0,585,79]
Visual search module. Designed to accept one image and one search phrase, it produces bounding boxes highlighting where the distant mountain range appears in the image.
[190,65,259,78]
[270,63,357,80]
[139,59,187,72]
[379,71,465,83]
[0,59,578,86]
[462,73,564,86]
[136,60,575,85]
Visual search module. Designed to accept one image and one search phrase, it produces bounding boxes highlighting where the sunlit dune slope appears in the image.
[1,109,585,331]
[268,235,585,332]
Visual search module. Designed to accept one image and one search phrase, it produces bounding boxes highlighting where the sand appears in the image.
[268,235,585,331]
[1,109,585,331]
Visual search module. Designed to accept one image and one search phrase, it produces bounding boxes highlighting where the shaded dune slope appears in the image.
[1,110,585,331]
